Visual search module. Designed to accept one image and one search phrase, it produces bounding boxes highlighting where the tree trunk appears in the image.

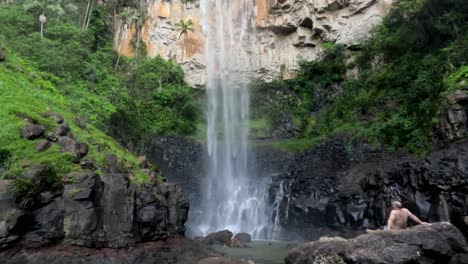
[82,0,91,29]
[85,0,95,30]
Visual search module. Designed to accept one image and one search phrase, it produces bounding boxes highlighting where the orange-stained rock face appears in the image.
[256,0,271,26]
[115,23,136,58]
[114,0,396,86]
[156,0,171,18]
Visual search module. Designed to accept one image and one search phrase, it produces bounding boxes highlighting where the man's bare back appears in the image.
[366,201,425,233]
[388,208,422,229]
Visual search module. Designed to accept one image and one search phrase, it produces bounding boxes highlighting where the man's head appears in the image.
[392,201,402,210]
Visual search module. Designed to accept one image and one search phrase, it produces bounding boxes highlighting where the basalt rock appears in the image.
[203,230,234,245]
[198,257,254,264]
[285,222,468,264]
[0,238,218,264]
[57,136,89,159]
[21,124,46,140]
[234,232,252,243]
[35,140,52,152]
[146,136,203,206]
[249,136,468,240]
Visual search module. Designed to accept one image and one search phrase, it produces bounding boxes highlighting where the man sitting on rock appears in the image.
[366,201,427,233]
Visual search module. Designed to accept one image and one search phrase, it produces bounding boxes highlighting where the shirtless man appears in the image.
[366,201,426,233]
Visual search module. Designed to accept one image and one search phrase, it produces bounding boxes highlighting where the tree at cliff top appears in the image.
[251,0,468,155]
[0,1,201,152]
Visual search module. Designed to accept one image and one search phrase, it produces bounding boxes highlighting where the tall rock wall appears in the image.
[115,0,395,86]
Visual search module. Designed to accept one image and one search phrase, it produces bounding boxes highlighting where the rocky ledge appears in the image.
[0,170,189,249]
[285,222,468,264]
[0,238,218,264]
[0,113,189,250]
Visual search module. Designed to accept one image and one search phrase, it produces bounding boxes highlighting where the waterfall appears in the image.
[187,0,276,240]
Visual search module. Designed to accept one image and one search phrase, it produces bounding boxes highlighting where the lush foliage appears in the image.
[252,0,468,154]
[0,0,199,202]
[0,1,200,149]
[0,53,149,192]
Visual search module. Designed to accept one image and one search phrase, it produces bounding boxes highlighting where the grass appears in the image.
[0,49,152,185]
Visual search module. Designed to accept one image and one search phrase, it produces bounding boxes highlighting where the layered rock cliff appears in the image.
[115,0,395,86]
[147,136,468,240]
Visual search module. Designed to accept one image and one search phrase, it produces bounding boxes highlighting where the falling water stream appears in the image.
[188,0,277,239]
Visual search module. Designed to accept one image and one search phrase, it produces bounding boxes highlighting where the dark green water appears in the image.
[210,240,298,264]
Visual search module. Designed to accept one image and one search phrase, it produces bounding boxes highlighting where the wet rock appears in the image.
[198,257,254,264]
[99,173,136,248]
[62,171,102,247]
[74,142,89,159]
[21,124,46,140]
[234,232,252,243]
[204,230,234,245]
[285,222,468,264]
[36,140,52,152]
[23,164,49,186]
[33,199,63,233]
[146,136,203,208]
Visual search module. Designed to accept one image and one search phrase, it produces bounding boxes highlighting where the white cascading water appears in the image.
[188,0,277,239]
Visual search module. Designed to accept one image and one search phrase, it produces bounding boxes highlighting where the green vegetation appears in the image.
[0,1,200,148]
[252,0,468,155]
[0,0,198,203]
[0,53,147,186]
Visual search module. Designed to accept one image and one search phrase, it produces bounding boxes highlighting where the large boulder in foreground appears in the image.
[285,222,468,264]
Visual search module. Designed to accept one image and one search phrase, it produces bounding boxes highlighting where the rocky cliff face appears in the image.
[147,136,468,240]
[286,222,468,264]
[260,137,468,240]
[115,0,395,86]
[0,114,189,251]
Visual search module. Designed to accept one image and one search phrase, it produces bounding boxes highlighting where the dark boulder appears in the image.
[233,232,252,243]
[21,124,45,140]
[285,222,468,264]
[62,171,102,247]
[99,173,136,248]
[35,140,52,152]
[204,230,234,245]
[136,183,189,241]
[57,137,89,159]
[257,138,468,240]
